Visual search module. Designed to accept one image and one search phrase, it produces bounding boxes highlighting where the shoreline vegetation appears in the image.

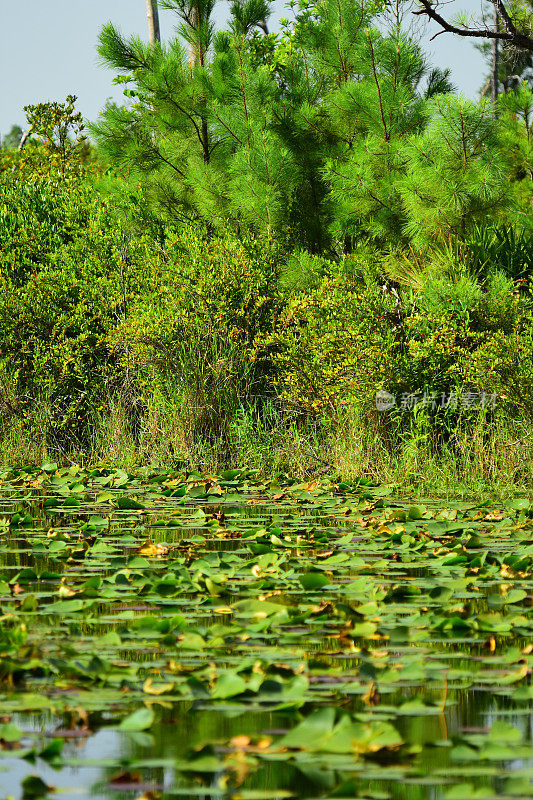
[2,403,532,499]
[1,0,533,499]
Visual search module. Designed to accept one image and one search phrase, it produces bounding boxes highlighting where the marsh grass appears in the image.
[2,386,531,498]
[0,416,48,467]
[83,395,533,498]
[328,406,533,498]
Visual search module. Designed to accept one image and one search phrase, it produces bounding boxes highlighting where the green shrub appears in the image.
[269,251,533,425]
[269,263,398,413]
[0,165,156,448]
[111,228,281,448]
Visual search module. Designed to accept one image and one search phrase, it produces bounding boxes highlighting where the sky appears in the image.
[0,0,488,137]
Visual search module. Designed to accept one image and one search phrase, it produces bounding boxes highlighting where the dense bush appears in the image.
[270,254,533,422]
[1,2,533,493]
[110,228,280,444]
[270,264,399,412]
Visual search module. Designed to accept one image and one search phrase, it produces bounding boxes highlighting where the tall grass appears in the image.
[1,380,531,498]
[328,406,533,498]
[85,395,533,498]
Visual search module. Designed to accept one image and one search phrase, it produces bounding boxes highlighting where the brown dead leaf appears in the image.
[109,770,142,785]
[138,540,169,557]
[362,682,381,706]
[310,600,334,616]
[230,735,251,748]
[143,678,175,696]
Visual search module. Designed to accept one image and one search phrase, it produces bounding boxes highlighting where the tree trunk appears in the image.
[188,5,199,66]
[491,5,499,103]
[18,130,31,151]
[146,0,161,44]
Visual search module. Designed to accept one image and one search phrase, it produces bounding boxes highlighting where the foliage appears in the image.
[398,95,507,245]
[464,222,533,279]
[0,466,532,796]
[270,263,398,412]
[0,207,127,447]
[498,80,533,214]
[91,0,515,251]
[0,131,154,447]
[22,94,86,180]
[2,95,88,182]
[111,228,280,443]
[1,124,23,150]
[269,247,533,425]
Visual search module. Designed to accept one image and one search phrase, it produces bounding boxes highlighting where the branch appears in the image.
[18,130,31,151]
[414,0,533,52]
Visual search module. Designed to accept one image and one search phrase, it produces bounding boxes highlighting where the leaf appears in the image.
[505,776,533,796]
[143,678,175,695]
[506,498,531,511]
[211,671,248,699]
[83,515,108,530]
[63,496,81,507]
[407,505,425,520]
[279,709,402,754]
[21,776,54,800]
[280,707,335,749]
[444,784,493,799]
[41,462,58,474]
[119,707,155,731]
[95,491,115,504]
[487,720,523,743]
[20,594,38,612]
[138,540,169,557]
[39,738,64,761]
[179,632,207,649]
[0,721,22,742]
[48,599,85,614]
[116,497,146,510]
[299,571,330,590]
[220,469,244,481]
[234,599,289,619]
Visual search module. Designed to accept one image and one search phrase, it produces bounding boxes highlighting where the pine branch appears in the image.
[98,24,148,71]
[413,0,533,52]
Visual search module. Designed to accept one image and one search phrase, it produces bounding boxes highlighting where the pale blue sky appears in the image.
[1,0,487,137]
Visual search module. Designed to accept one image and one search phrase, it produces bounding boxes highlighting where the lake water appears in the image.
[0,467,531,800]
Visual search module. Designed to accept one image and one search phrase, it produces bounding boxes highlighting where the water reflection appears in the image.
[0,491,531,800]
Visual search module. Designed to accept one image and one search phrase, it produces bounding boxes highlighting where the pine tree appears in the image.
[398,95,507,246]
[91,0,511,252]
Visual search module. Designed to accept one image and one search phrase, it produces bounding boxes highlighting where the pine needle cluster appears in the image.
[90,0,523,252]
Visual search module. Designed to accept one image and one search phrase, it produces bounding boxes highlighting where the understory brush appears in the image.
[84,399,533,498]
[1,91,533,496]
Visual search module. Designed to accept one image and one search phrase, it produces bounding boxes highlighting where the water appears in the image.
[0,468,531,799]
